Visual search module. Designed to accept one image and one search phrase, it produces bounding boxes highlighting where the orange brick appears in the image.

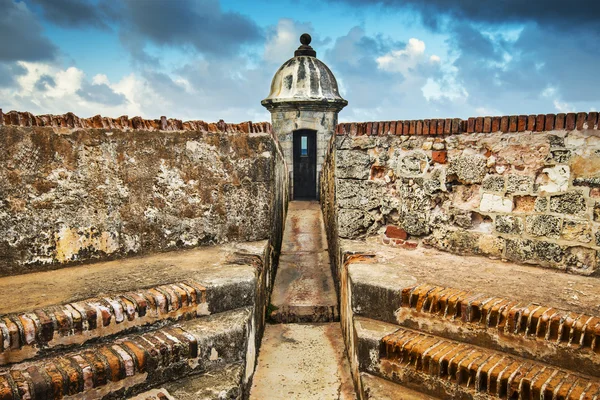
[421,287,445,313]
[568,379,594,399]
[496,301,519,330]
[167,327,198,359]
[515,364,544,399]
[537,309,559,339]
[474,354,504,392]
[125,293,148,317]
[421,341,452,374]
[185,281,207,304]
[0,374,14,400]
[415,286,438,312]
[408,284,434,309]
[529,368,556,399]
[10,370,32,400]
[485,357,512,394]
[540,371,568,399]
[171,284,190,306]
[98,346,124,382]
[446,290,470,319]
[401,286,417,307]
[119,296,137,321]
[434,344,467,377]
[570,314,590,345]
[524,306,547,336]
[141,333,170,367]
[2,317,20,350]
[505,362,533,398]
[428,287,452,314]
[554,376,580,400]
[505,304,525,334]
[82,350,108,387]
[55,357,82,395]
[412,337,443,370]
[460,293,485,323]
[457,351,486,387]
[580,316,599,348]
[448,349,478,382]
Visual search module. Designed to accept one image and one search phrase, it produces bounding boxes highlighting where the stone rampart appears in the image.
[329,112,600,275]
[0,111,280,276]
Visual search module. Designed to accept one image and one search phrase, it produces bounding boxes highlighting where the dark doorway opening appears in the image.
[293,130,317,199]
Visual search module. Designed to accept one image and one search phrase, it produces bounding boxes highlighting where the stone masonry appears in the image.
[331,112,600,275]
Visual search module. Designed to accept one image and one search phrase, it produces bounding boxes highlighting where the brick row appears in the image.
[0,324,200,400]
[382,327,600,399]
[0,281,206,357]
[335,112,599,136]
[0,109,271,134]
[400,284,600,354]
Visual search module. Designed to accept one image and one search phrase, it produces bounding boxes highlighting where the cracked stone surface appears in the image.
[270,201,338,323]
[249,323,355,399]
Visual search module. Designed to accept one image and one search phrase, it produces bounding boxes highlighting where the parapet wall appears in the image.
[0,111,279,276]
[330,111,600,275]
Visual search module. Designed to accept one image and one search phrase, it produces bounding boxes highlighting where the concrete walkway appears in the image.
[250,201,355,399]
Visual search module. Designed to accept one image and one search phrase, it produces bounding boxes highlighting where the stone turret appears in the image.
[262,33,347,199]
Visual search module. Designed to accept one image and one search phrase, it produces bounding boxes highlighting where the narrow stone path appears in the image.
[250,201,355,399]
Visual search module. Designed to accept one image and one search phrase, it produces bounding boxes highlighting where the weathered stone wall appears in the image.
[320,134,340,289]
[333,112,600,275]
[0,112,280,276]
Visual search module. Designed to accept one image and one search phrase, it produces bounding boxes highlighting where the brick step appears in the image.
[397,283,600,377]
[346,250,600,377]
[128,363,243,400]
[0,307,252,400]
[360,372,439,400]
[0,245,263,366]
[353,316,600,400]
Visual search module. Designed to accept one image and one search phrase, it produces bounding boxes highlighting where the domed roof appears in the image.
[261,34,347,111]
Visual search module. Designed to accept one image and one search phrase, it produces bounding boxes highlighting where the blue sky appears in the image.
[1,0,598,123]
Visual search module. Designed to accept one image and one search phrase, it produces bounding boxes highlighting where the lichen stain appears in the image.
[54,226,119,263]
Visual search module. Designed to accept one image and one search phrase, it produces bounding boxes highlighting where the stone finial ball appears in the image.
[300,33,312,46]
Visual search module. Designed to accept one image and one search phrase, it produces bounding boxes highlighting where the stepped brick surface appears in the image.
[401,283,600,354]
[380,326,600,399]
[346,239,600,377]
[0,243,264,366]
[270,201,338,323]
[0,308,251,400]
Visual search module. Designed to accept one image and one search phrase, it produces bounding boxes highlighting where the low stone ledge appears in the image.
[0,307,251,400]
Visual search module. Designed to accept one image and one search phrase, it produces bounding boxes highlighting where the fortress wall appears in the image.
[0,111,283,276]
[329,112,600,275]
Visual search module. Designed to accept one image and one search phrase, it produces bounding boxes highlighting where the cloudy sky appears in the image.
[1,0,598,123]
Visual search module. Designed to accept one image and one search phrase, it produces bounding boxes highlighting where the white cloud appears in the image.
[264,19,311,64]
[376,38,427,74]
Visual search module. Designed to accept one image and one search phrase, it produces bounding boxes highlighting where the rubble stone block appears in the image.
[495,215,524,235]
[525,215,562,239]
[448,154,488,184]
[482,175,505,193]
[561,219,592,243]
[506,175,533,194]
[480,193,513,213]
[565,246,597,275]
[549,191,587,215]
